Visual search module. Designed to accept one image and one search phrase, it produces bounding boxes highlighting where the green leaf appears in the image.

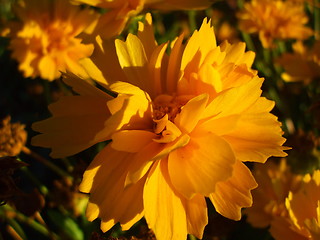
[47,209,84,240]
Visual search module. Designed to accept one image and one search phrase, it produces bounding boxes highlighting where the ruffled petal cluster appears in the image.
[246,158,320,240]
[5,0,97,81]
[237,0,313,48]
[271,170,320,240]
[245,159,302,228]
[32,14,287,240]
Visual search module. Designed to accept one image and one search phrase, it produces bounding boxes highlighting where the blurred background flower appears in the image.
[3,0,97,81]
[276,41,320,84]
[237,0,313,48]
[0,116,27,157]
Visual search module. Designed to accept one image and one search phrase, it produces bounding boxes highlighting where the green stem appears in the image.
[237,0,244,9]
[61,157,74,173]
[188,234,197,240]
[3,206,60,240]
[188,11,197,32]
[276,40,287,55]
[241,32,256,52]
[42,80,52,104]
[6,218,27,240]
[20,167,49,195]
[315,0,320,40]
[22,147,72,180]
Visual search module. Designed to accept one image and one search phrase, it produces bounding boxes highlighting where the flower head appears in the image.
[270,170,320,240]
[277,41,320,84]
[245,159,302,228]
[237,0,313,48]
[0,116,27,157]
[32,14,287,240]
[5,0,97,81]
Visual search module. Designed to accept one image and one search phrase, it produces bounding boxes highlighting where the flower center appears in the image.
[152,94,190,122]
[151,95,192,143]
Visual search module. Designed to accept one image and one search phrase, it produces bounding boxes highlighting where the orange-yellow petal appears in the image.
[175,93,208,134]
[62,72,110,98]
[111,130,156,153]
[202,76,263,119]
[32,95,110,158]
[223,111,287,163]
[182,194,208,239]
[168,133,236,199]
[166,34,184,94]
[79,145,144,232]
[144,160,188,240]
[115,34,150,92]
[137,13,157,59]
[270,217,307,240]
[125,134,190,186]
[209,160,258,220]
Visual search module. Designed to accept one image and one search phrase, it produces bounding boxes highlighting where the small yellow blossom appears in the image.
[32,14,287,240]
[277,41,320,84]
[245,159,302,228]
[72,0,213,39]
[0,116,27,157]
[216,22,239,44]
[237,0,313,48]
[270,170,320,240]
[5,0,97,81]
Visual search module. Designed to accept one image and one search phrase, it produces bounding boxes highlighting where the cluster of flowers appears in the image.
[246,159,320,240]
[1,0,319,239]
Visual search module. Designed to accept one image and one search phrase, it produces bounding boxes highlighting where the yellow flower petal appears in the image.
[38,55,57,80]
[125,134,190,187]
[115,34,150,92]
[137,13,157,59]
[202,76,263,119]
[111,130,156,153]
[270,217,307,240]
[144,160,188,240]
[62,72,110,98]
[166,34,184,94]
[175,93,208,133]
[148,43,168,97]
[182,194,208,239]
[32,96,110,158]
[79,145,144,232]
[181,18,216,75]
[223,111,287,163]
[210,160,258,220]
[81,37,126,86]
[168,133,236,199]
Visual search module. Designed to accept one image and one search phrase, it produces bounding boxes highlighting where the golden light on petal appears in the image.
[32,14,288,240]
[6,0,97,81]
[237,0,313,48]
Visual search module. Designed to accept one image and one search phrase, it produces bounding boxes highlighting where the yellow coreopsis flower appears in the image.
[245,159,302,228]
[32,14,287,240]
[277,41,320,84]
[270,170,320,240]
[72,0,213,39]
[5,0,97,81]
[237,0,313,48]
